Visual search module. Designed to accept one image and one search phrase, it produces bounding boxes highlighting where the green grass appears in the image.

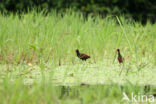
[0,11,155,104]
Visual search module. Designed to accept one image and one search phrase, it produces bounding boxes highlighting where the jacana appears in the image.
[75,49,90,61]
[117,49,124,76]
[117,49,123,64]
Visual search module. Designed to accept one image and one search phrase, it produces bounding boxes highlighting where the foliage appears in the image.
[0,0,156,22]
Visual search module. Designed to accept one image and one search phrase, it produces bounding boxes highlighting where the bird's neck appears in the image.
[118,51,121,57]
[76,51,80,57]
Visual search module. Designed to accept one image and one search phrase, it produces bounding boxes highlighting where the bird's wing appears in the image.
[79,54,90,58]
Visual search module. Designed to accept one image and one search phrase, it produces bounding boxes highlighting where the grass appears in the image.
[0,10,155,104]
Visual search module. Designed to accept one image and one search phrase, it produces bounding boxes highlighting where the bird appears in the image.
[117,49,124,64]
[75,49,90,61]
[116,49,124,76]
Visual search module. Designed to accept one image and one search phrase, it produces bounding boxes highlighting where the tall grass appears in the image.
[0,11,155,65]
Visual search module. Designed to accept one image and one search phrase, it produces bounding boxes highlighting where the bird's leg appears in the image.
[80,60,85,69]
[82,61,85,67]
[119,63,124,76]
[80,63,85,71]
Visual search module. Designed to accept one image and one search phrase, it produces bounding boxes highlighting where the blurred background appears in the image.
[0,0,156,23]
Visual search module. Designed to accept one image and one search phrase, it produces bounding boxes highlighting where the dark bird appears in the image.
[117,49,123,63]
[117,49,124,76]
[75,49,90,61]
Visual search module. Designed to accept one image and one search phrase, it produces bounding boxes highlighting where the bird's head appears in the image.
[75,49,79,53]
[117,49,120,52]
